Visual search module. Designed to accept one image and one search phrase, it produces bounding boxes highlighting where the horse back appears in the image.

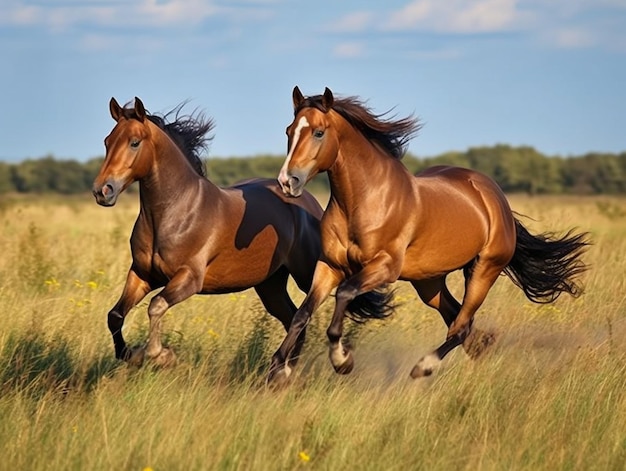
[232,178,324,220]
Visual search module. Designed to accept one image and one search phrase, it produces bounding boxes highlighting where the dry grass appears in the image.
[0,192,625,470]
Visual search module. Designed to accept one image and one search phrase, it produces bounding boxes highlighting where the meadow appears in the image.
[0,192,625,470]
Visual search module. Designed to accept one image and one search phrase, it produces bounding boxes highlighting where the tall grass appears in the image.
[0,193,624,470]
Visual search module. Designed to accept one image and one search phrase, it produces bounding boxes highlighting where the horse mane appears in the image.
[122,101,215,177]
[296,94,421,160]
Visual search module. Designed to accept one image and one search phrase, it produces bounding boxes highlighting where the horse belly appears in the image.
[200,225,284,292]
[400,229,485,279]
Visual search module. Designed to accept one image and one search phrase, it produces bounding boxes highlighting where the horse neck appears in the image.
[326,129,401,215]
[138,131,216,218]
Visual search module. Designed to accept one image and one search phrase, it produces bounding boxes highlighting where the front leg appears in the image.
[327,252,399,374]
[107,268,152,361]
[138,265,204,367]
[267,261,341,387]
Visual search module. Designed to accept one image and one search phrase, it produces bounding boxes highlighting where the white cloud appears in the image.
[549,28,596,48]
[333,41,366,58]
[324,0,538,35]
[327,11,374,33]
[323,0,626,54]
[0,0,220,30]
[383,0,531,33]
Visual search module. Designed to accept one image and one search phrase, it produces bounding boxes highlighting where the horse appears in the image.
[268,86,589,384]
[92,97,324,368]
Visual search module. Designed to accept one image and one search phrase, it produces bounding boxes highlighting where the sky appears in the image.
[1,0,625,163]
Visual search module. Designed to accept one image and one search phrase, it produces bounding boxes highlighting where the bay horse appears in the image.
[269,86,589,384]
[92,97,324,368]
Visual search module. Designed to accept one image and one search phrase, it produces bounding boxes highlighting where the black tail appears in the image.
[503,218,590,303]
[345,286,396,323]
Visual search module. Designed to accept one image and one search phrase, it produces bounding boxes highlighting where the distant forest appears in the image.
[1,145,625,195]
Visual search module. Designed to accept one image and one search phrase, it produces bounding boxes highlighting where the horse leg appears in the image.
[134,266,202,368]
[267,261,341,387]
[107,269,152,362]
[254,267,307,366]
[411,258,503,378]
[327,254,399,374]
[326,281,357,374]
[411,277,495,360]
[411,277,460,326]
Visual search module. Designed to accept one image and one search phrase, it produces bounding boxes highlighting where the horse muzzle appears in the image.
[277,169,308,197]
[92,179,122,206]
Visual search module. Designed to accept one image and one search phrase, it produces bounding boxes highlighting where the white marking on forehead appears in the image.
[283,116,310,167]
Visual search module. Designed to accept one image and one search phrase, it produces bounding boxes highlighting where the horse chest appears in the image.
[325,240,369,275]
[150,252,177,279]
[322,222,373,273]
[346,244,366,266]
[131,237,184,282]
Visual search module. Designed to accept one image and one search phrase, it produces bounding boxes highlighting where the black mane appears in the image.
[123,101,215,177]
[296,94,421,160]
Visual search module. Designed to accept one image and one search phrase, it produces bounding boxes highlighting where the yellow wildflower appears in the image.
[44,278,60,290]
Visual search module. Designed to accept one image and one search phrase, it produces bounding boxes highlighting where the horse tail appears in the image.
[346,286,396,323]
[503,218,590,304]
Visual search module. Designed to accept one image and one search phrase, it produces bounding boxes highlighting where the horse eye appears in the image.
[313,129,324,139]
[130,139,141,149]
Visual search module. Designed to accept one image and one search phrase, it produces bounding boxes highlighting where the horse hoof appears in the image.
[463,328,496,360]
[267,365,292,390]
[153,347,177,368]
[127,347,146,368]
[332,351,354,375]
[410,354,439,379]
[410,364,432,378]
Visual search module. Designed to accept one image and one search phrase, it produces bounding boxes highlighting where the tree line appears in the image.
[1,145,625,195]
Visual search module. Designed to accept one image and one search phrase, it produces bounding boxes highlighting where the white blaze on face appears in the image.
[279,115,310,182]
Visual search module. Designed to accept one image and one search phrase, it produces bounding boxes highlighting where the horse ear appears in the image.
[109,97,123,121]
[134,97,146,122]
[292,86,305,110]
[322,87,334,110]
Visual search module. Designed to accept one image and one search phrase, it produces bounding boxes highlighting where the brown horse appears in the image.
[93,97,323,367]
[269,86,589,384]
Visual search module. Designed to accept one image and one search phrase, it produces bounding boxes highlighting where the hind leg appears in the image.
[411,277,460,326]
[412,277,495,361]
[254,268,306,367]
[411,259,503,377]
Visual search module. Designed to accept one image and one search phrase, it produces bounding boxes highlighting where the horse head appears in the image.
[278,86,340,197]
[93,97,154,206]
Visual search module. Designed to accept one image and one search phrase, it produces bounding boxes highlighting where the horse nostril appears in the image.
[102,184,114,197]
[288,175,300,189]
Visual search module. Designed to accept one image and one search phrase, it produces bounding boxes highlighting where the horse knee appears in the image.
[148,296,168,319]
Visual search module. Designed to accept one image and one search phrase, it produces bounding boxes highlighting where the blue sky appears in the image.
[1,0,625,162]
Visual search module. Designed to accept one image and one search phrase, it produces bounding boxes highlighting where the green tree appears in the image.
[0,162,14,193]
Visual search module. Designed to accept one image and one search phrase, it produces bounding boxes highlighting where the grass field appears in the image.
[0,192,625,470]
